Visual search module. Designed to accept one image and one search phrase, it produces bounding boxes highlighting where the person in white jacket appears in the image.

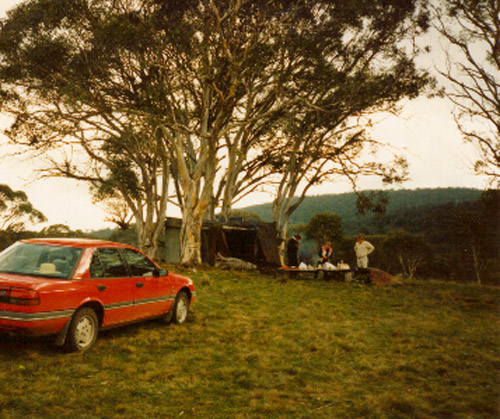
[354,235,375,268]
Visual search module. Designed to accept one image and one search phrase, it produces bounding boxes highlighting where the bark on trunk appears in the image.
[124,163,169,260]
[136,210,168,259]
[137,224,157,259]
[177,160,215,266]
[179,207,205,266]
[272,198,290,266]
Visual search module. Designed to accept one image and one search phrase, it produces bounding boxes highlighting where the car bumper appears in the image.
[0,309,74,336]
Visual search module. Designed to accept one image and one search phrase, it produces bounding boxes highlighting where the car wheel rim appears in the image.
[75,315,95,348]
[176,297,188,323]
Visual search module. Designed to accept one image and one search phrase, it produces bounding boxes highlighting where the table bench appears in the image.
[321,268,354,281]
[276,268,320,279]
[277,268,357,281]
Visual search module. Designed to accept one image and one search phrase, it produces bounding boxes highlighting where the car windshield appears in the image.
[0,242,83,279]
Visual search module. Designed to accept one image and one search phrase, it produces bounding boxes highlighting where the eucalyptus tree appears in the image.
[0,0,170,257]
[242,0,434,246]
[0,184,46,232]
[212,0,433,236]
[0,0,308,265]
[151,0,330,263]
[434,0,500,183]
[256,119,410,260]
[0,0,291,264]
[0,0,433,266]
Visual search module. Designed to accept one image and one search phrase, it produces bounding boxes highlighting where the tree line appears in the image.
[245,187,483,234]
[0,1,497,266]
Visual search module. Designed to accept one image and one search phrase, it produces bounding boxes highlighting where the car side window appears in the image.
[89,248,128,279]
[122,249,157,277]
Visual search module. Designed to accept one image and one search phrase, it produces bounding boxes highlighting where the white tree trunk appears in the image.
[179,209,204,266]
[177,161,215,265]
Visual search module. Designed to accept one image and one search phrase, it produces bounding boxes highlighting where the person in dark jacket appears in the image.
[286,234,302,267]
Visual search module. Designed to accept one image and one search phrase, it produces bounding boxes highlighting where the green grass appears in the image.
[1,269,499,418]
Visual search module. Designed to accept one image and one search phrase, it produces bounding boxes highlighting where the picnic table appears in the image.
[276,268,319,279]
[277,267,357,281]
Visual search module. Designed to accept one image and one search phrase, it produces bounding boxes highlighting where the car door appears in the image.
[121,248,173,319]
[89,247,137,326]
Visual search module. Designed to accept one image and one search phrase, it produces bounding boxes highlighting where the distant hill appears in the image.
[242,187,483,236]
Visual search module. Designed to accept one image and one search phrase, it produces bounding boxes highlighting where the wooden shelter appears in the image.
[158,218,281,267]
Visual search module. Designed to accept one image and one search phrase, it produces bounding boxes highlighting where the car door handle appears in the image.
[97,285,106,291]
[136,282,144,288]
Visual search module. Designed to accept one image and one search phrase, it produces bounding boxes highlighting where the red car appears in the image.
[0,238,195,351]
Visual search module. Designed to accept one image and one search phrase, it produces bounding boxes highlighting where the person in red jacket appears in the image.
[318,241,333,266]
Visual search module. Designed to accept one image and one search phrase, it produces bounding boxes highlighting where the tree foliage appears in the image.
[0,184,46,232]
[257,0,433,242]
[0,0,433,265]
[91,184,134,231]
[435,0,500,183]
[0,0,170,257]
[381,230,432,279]
[305,213,344,249]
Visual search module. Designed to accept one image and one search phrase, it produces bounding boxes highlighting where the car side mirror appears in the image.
[155,268,168,277]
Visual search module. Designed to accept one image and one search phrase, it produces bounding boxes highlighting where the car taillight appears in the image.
[6,288,40,306]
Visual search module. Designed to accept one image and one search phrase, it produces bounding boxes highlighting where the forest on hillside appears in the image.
[244,187,483,236]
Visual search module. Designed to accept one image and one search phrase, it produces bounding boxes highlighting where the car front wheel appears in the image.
[65,307,99,352]
[173,291,189,324]
[162,291,190,325]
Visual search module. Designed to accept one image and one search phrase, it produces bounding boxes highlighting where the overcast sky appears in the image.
[0,1,491,231]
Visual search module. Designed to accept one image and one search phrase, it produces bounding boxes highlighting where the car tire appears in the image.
[162,291,190,325]
[64,307,99,352]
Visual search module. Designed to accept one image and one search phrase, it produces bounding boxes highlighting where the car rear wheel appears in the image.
[162,291,190,325]
[65,307,99,352]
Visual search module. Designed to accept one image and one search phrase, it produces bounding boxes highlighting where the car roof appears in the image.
[20,238,134,249]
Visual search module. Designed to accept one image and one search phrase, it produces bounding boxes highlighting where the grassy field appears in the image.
[1,268,499,418]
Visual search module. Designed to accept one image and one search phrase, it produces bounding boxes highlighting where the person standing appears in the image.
[286,234,302,267]
[318,241,333,266]
[354,235,374,268]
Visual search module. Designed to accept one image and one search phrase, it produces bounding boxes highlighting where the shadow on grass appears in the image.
[0,312,196,357]
[98,312,196,338]
[0,334,60,357]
